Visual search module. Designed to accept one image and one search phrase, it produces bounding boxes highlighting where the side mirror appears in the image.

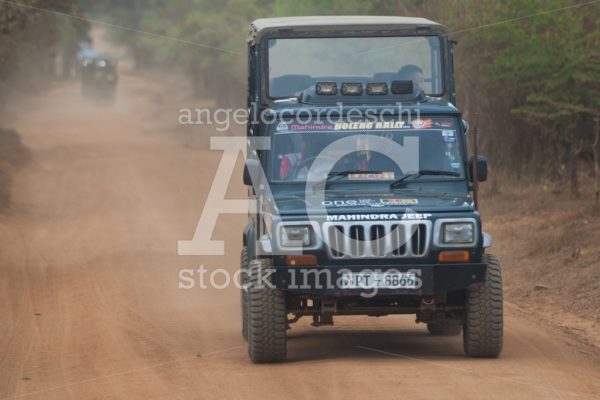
[243,159,262,186]
[469,155,488,182]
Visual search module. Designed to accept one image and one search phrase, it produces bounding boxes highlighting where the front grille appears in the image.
[322,221,431,259]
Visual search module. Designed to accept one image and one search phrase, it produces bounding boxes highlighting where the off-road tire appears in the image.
[463,254,503,358]
[248,258,287,363]
[427,320,462,336]
[240,247,249,341]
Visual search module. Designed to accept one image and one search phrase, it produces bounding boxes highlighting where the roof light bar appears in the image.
[366,82,388,95]
[341,82,363,96]
[316,82,338,95]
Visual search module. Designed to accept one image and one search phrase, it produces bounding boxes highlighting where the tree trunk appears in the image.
[569,152,579,198]
[593,117,600,205]
[564,124,581,198]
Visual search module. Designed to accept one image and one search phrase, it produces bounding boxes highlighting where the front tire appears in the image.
[463,254,503,358]
[240,247,249,341]
[247,258,287,363]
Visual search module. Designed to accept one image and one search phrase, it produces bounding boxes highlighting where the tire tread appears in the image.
[240,247,249,341]
[248,258,287,363]
[463,253,503,358]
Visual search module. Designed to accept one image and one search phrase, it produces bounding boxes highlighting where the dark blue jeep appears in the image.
[241,16,502,363]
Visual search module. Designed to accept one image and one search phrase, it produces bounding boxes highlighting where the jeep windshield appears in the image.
[270,117,464,183]
[267,36,443,98]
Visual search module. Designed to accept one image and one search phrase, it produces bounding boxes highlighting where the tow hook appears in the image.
[417,296,436,323]
[312,300,336,326]
[421,296,435,306]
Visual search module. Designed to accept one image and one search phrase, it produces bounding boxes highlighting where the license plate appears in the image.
[340,272,418,289]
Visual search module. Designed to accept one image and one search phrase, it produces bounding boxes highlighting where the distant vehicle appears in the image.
[79,51,118,101]
[241,16,502,363]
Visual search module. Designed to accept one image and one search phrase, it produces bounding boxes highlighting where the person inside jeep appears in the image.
[333,135,372,172]
[278,133,401,181]
[279,134,378,180]
[279,134,311,180]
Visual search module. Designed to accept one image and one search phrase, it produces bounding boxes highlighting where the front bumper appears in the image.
[272,263,486,296]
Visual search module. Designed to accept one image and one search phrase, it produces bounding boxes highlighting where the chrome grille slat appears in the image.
[370,224,385,257]
[404,224,413,255]
[392,224,403,256]
[343,226,352,257]
[322,220,431,259]
[383,225,393,256]
[416,225,421,254]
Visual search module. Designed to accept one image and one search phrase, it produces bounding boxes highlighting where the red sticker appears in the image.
[411,119,433,129]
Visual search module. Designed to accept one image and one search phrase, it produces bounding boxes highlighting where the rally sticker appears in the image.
[276,121,289,131]
[434,120,454,128]
[442,130,456,142]
[334,121,405,130]
[347,172,395,181]
[322,199,385,208]
[322,198,418,208]
[411,119,433,129]
[379,198,418,205]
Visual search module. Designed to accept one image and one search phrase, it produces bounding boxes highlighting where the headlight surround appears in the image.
[442,222,474,244]
[263,212,273,235]
[280,225,312,247]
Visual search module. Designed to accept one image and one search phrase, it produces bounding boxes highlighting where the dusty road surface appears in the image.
[1,71,600,400]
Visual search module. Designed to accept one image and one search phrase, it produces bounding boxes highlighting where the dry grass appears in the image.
[480,180,600,323]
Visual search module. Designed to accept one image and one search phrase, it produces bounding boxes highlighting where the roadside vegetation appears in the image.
[2,1,598,197]
[0,1,88,104]
[78,0,600,201]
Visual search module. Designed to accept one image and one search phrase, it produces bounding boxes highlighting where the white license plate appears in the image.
[340,272,418,289]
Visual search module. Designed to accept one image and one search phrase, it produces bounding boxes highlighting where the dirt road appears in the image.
[1,70,599,400]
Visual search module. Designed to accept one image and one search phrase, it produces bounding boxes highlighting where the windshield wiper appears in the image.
[390,170,460,190]
[312,170,384,190]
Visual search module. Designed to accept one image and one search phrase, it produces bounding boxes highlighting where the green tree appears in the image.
[417,0,600,196]
[476,0,600,195]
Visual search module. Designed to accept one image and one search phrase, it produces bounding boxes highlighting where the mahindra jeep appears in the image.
[241,16,502,363]
[80,53,118,101]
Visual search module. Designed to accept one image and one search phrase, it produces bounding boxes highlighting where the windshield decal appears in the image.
[347,172,395,180]
[334,121,405,131]
[322,198,418,208]
[275,118,456,133]
[323,199,383,208]
[287,122,335,131]
[442,130,456,142]
[436,120,454,128]
[276,121,289,131]
[379,198,418,205]
[410,119,433,129]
